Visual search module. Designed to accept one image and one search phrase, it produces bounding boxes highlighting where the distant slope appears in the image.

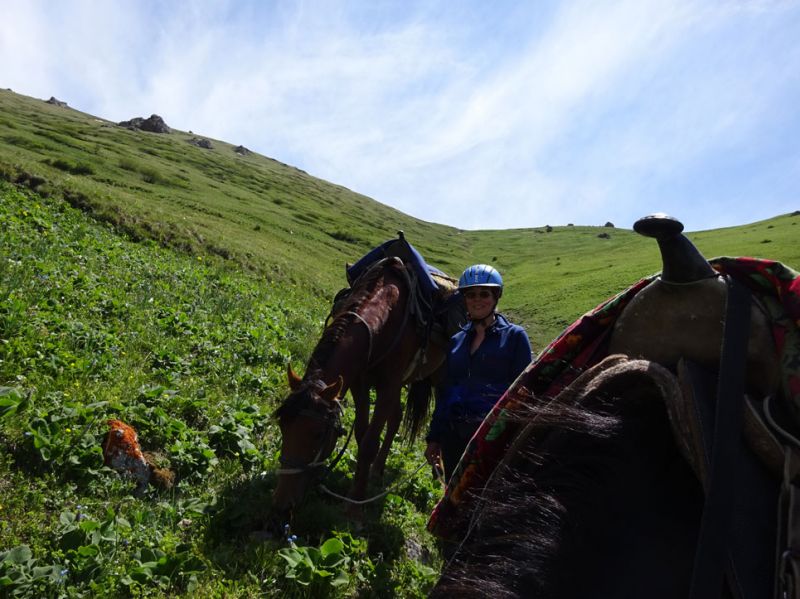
[0,89,471,293]
[2,89,798,348]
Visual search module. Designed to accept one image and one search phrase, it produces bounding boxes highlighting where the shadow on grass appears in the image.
[201,465,441,595]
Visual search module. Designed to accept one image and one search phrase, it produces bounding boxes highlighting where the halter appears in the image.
[276,400,350,476]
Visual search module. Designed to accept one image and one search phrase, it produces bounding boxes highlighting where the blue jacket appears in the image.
[427,313,532,442]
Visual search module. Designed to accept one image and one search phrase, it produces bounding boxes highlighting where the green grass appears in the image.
[0,182,442,597]
[0,88,798,597]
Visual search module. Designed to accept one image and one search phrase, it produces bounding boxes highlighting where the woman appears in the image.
[424,264,532,480]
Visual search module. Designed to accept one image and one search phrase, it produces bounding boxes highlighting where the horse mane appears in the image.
[309,258,406,372]
[432,398,625,598]
[432,359,704,599]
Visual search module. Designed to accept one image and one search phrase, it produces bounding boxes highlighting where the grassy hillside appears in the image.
[0,182,441,597]
[3,89,797,348]
[0,89,470,297]
[1,89,798,598]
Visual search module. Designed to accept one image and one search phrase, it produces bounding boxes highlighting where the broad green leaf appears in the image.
[77,545,99,558]
[3,546,31,565]
[319,537,344,558]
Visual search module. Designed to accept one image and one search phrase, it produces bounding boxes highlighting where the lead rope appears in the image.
[318,460,429,505]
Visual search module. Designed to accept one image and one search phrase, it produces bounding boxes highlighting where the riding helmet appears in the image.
[458,264,503,297]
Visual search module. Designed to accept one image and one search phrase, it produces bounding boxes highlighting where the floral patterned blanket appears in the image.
[428,257,800,538]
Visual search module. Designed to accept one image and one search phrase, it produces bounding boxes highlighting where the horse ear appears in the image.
[287,364,303,391]
[322,376,344,402]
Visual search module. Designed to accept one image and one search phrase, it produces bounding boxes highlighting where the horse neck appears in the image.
[309,270,407,384]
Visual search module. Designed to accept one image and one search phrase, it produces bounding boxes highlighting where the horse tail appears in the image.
[403,378,433,442]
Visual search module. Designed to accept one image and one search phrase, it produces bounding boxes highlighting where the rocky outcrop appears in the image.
[234,145,251,155]
[118,114,171,133]
[188,137,213,149]
[46,96,68,107]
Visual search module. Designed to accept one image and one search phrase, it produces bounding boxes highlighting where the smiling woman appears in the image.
[424,264,532,483]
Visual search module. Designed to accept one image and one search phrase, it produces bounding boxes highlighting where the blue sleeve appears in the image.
[510,327,532,381]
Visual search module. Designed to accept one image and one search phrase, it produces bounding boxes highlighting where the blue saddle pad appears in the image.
[346,236,442,298]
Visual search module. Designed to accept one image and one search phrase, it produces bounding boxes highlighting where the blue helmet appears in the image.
[458,264,503,296]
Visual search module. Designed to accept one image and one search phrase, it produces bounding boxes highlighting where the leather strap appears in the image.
[689,276,752,599]
[776,449,800,598]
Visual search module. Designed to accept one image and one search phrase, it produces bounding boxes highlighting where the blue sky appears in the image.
[2,0,799,232]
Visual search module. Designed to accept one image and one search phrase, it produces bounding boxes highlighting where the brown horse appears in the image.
[272,256,459,518]
[432,215,799,598]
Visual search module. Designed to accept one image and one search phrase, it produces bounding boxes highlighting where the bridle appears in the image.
[276,399,351,476]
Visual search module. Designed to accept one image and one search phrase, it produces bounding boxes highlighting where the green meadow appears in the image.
[1,89,798,597]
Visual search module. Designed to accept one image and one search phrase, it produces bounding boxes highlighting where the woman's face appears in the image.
[463,286,496,321]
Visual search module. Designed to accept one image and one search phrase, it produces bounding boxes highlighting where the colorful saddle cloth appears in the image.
[428,257,800,538]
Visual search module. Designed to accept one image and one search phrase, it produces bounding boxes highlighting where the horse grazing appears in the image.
[273,254,459,518]
[432,215,800,598]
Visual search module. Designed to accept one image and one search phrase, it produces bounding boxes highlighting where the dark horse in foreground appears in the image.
[272,250,460,518]
[433,215,799,598]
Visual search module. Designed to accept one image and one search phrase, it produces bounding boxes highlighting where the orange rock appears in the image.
[103,419,151,491]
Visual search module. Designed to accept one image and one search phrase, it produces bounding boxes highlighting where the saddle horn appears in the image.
[633,213,717,283]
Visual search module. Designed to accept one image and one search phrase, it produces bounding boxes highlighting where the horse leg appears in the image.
[370,394,402,482]
[349,385,396,503]
[350,378,370,445]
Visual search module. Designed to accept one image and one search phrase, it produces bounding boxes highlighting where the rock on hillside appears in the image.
[46,96,68,107]
[234,145,251,155]
[118,114,171,133]
[188,137,213,149]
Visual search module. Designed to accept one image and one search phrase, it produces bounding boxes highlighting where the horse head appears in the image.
[608,213,780,397]
[271,365,344,519]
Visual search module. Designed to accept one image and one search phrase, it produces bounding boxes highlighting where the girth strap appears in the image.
[689,276,752,599]
[775,433,800,598]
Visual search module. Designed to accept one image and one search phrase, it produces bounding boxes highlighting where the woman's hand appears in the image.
[424,441,441,466]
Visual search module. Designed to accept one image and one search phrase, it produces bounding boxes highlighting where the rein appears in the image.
[318,460,429,505]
